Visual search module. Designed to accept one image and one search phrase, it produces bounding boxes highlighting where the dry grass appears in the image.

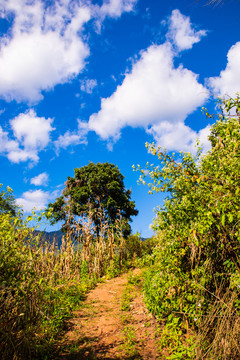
[0,208,127,359]
[195,288,240,359]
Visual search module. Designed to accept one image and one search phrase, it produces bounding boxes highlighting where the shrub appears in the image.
[135,96,240,358]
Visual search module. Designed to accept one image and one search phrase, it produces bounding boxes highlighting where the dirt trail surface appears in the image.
[55,270,160,359]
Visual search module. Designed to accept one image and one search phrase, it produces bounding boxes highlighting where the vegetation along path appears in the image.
[55,269,160,359]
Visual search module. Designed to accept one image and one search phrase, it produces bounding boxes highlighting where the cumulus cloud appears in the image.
[88,40,209,151]
[83,9,211,153]
[30,172,49,186]
[207,42,240,97]
[0,0,136,103]
[147,122,211,154]
[167,9,207,51]
[10,109,54,149]
[0,0,91,103]
[0,125,39,163]
[16,189,51,212]
[0,109,54,164]
[7,148,39,164]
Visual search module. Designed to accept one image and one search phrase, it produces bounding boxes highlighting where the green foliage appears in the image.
[158,319,195,360]
[135,96,240,358]
[127,270,142,286]
[121,325,139,358]
[48,162,138,237]
[0,183,17,216]
[122,234,157,268]
[106,257,121,279]
[123,233,143,260]
[121,284,136,311]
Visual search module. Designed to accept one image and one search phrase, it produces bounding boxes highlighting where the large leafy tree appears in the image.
[48,162,138,237]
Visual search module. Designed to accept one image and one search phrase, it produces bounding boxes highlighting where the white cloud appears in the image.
[54,120,88,153]
[207,42,240,97]
[10,109,54,149]
[0,30,89,103]
[147,122,211,154]
[167,9,207,51]
[0,0,91,103]
[7,148,39,164]
[99,0,137,18]
[88,41,209,151]
[30,172,49,186]
[0,0,138,103]
[54,131,83,152]
[0,109,54,164]
[16,189,51,212]
[0,125,38,162]
[0,126,11,152]
[80,79,97,93]
[84,9,210,153]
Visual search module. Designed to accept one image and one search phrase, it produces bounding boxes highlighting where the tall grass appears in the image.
[0,212,87,359]
[195,285,240,359]
[0,207,132,359]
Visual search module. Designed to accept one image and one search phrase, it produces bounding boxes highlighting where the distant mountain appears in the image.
[34,230,149,248]
[34,229,64,248]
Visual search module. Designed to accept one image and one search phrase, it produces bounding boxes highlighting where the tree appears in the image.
[0,184,17,216]
[48,162,138,237]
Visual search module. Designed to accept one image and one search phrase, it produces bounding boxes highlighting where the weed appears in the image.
[121,313,133,325]
[121,284,136,311]
[121,325,139,358]
[127,270,142,287]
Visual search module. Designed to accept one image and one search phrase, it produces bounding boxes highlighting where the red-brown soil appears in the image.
[55,270,160,359]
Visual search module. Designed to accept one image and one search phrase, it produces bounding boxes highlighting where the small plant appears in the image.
[127,270,142,286]
[121,313,133,325]
[121,325,139,358]
[106,257,121,279]
[121,284,136,311]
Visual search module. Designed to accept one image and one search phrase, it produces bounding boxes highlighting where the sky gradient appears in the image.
[0,0,239,237]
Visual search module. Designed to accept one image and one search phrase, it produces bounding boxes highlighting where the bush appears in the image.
[121,234,157,269]
[136,96,240,358]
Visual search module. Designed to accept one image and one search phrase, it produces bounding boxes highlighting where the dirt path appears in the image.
[55,270,160,359]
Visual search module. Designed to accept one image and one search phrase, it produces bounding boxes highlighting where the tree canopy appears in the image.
[48,162,138,237]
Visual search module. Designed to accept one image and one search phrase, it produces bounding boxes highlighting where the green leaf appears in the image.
[221,213,225,227]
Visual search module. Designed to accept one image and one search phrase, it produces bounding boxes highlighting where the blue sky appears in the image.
[0,0,239,237]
